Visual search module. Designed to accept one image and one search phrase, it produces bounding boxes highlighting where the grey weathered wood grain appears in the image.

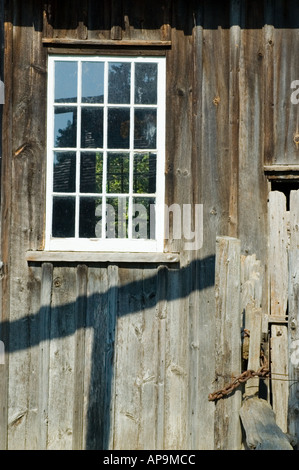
[0,1,13,450]
[26,251,180,264]
[244,306,262,397]
[72,264,87,450]
[240,397,293,450]
[38,263,53,450]
[268,191,289,432]
[214,237,242,450]
[3,0,299,451]
[288,249,299,445]
[47,267,77,450]
[290,190,299,250]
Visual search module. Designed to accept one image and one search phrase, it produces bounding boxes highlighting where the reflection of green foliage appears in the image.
[107,153,129,194]
[133,197,155,239]
[106,197,128,238]
[95,152,103,192]
[133,153,156,194]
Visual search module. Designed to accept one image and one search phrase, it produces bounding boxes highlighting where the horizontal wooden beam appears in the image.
[42,38,172,48]
[26,250,180,264]
[264,165,299,172]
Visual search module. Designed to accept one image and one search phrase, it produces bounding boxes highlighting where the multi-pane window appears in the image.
[46,56,166,252]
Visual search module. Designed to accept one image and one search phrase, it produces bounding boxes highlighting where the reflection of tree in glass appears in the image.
[133,153,156,194]
[106,197,128,239]
[135,63,157,105]
[134,109,156,149]
[107,154,129,194]
[56,119,77,148]
[80,152,103,193]
[108,63,131,104]
[132,197,155,239]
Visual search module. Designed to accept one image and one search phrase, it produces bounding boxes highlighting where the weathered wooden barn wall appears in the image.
[0,0,298,450]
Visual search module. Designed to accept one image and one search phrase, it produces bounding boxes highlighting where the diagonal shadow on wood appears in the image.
[0,255,215,449]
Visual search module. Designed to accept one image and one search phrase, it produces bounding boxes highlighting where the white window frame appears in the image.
[45,55,166,252]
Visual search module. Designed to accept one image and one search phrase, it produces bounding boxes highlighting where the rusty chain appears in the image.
[208,330,270,402]
[208,366,270,402]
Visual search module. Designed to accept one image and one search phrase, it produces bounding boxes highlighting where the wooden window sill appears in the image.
[26,251,180,264]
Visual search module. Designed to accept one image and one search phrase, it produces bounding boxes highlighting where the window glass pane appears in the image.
[79,197,102,238]
[82,61,104,103]
[132,197,155,239]
[108,108,130,149]
[106,197,128,238]
[53,152,76,192]
[107,153,129,194]
[135,63,157,104]
[108,62,131,104]
[81,107,103,148]
[134,109,156,149]
[80,152,103,193]
[52,196,75,237]
[54,107,77,148]
[55,61,77,103]
[133,153,156,193]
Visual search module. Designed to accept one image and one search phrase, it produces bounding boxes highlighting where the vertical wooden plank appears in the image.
[137,267,159,449]
[112,267,143,449]
[272,26,299,165]
[83,265,109,450]
[268,192,288,317]
[268,191,289,432]
[228,2,241,238]
[288,191,299,442]
[38,262,53,450]
[106,264,118,449]
[0,3,13,450]
[188,3,211,451]
[164,257,189,450]
[263,15,274,165]
[238,14,268,274]
[244,306,262,397]
[271,325,288,433]
[214,236,242,450]
[156,265,168,449]
[47,267,76,450]
[24,264,42,449]
[290,190,299,250]
[6,2,46,450]
[112,264,160,450]
[191,3,216,450]
[288,249,299,443]
[72,264,87,450]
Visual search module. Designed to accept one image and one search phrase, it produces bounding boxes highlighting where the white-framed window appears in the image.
[45,55,166,252]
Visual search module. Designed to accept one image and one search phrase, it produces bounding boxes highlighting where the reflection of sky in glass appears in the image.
[82,62,104,103]
[55,61,77,102]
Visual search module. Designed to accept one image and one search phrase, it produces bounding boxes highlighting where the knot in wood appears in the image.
[54,277,62,288]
